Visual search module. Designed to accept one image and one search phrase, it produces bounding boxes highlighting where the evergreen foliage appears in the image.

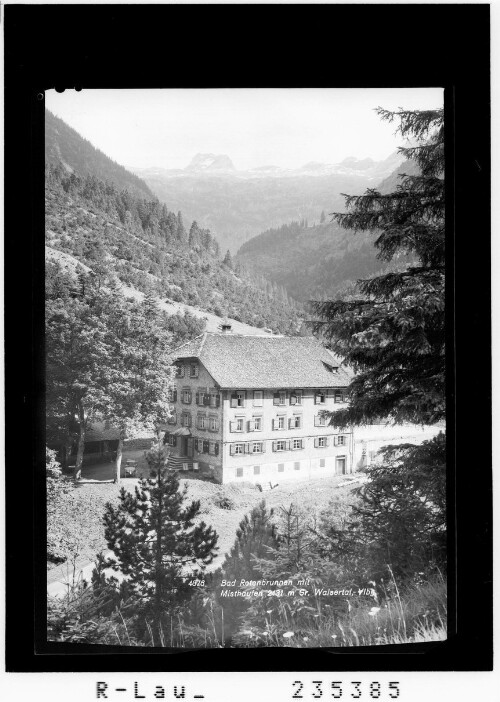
[318,433,447,582]
[237,217,394,303]
[45,162,301,333]
[45,109,154,199]
[312,108,445,426]
[220,501,280,583]
[102,440,218,626]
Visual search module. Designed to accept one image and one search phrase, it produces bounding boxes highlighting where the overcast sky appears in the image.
[46,88,443,171]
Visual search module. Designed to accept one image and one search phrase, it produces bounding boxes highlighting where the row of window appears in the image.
[229,414,335,432]
[177,389,221,407]
[235,455,347,477]
[176,364,199,379]
[166,434,220,456]
[230,389,347,408]
[170,387,347,407]
[170,412,338,432]
[229,435,347,455]
[174,413,219,431]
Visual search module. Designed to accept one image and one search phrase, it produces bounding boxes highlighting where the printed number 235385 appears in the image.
[292,681,401,699]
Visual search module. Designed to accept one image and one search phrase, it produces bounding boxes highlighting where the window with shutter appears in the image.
[248,420,255,432]
[315,391,325,405]
[290,395,297,405]
[215,442,219,456]
[230,394,238,408]
[254,417,262,431]
[230,444,236,455]
[273,393,280,405]
[203,440,209,454]
[230,421,237,433]
[236,391,246,407]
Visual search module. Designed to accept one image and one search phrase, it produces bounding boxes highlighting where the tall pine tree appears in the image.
[312,108,445,426]
[103,439,218,628]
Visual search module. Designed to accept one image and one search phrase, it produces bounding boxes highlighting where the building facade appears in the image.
[164,332,354,484]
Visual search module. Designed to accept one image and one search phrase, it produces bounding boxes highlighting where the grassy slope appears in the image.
[48,474,358,575]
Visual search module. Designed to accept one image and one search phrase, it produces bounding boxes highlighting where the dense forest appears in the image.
[236,161,419,303]
[45,162,302,334]
[236,218,389,302]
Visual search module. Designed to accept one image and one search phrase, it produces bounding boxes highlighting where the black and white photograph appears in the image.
[2,5,493,697]
[44,87,448,650]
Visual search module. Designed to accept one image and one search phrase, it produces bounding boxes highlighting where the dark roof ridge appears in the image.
[198,332,209,354]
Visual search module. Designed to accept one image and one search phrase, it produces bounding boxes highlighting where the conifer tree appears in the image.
[103,439,218,626]
[312,108,445,426]
[222,249,233,268]
[220,501,279,583]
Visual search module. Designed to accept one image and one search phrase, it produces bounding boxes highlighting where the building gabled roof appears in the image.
[173,333,352,389]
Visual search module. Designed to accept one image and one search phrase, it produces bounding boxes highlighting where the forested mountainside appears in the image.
[134,152,403,254]
[45,163,302,335]
[235,161,418,303]
[45,110,154,200]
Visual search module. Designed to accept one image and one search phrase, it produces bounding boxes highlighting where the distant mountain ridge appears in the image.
[185,153,236,174]
[133,150,403,181]
[132,151,404,254]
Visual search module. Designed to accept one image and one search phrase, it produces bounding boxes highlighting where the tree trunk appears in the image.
[154,466,163,635]
[74,398,86,481]
[114,431,125,483]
